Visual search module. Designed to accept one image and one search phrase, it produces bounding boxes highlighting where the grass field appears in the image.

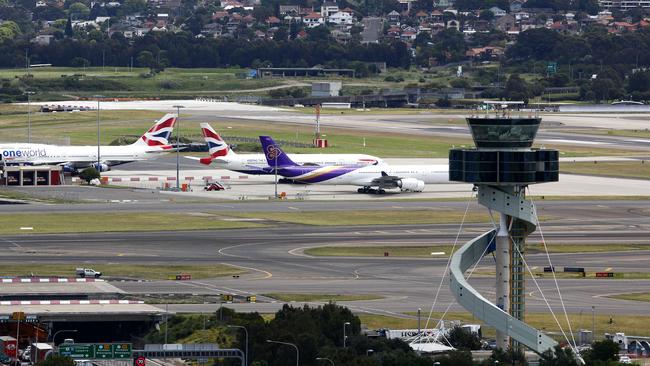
[304,243,650,258]
[0,212,264,234]
[561,161,650,180]
[305,245,457,258]
[0,263,245,280]
[1,67,284,97]
[263,293,383,302]
[228,209,491,226]
[375,311,650,338]
[607,292,650,302]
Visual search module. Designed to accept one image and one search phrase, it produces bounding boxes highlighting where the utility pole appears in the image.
[94,95,104,173]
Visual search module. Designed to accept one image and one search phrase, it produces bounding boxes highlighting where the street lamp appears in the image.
[227,325,248,366]
[417,308,421,336]
[93,95,104,173]
[25,91,35,143]
[316,357,334,365]
[343,322,351,348]
[52,329,78,345]
[266,339,298,366]
[172,105,184,191]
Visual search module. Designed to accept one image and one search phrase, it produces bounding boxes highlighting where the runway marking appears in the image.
[288,207,299,210]
[221,262,273,280]
[287,247,314,258]
[1,238,23,250]
[605,267,612,271]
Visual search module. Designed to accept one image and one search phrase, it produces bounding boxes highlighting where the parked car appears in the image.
[204,182,225,191]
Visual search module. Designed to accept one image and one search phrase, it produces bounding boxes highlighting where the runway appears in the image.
[2,204,649,316]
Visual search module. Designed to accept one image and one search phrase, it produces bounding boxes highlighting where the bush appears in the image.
[79,167,100,183]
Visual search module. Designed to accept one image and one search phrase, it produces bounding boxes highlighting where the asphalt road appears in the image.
[2,202,650,316]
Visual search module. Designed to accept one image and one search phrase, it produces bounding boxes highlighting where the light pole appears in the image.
[592,306,596,341]
[316,357,334,366]
[172,105,184,191]
[417,308,421,336]
[227,325,248,366]
[266,340,298,366]
[52,329,78,345]
[25,91,35,143]
[343,322,351,348]
[93,95,104,173]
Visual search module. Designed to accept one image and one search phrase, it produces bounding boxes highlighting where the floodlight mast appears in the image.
[448,102,559,353]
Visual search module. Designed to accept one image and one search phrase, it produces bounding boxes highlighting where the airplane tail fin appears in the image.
[132,113,177,149]
[259,136,296,168]
[199,123,232,165]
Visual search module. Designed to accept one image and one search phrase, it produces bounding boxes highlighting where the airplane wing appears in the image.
[368,171,401,189]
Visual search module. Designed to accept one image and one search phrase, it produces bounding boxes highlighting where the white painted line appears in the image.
[19,227,33,230]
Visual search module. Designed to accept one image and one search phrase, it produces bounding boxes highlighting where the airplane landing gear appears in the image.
[357,187,386,194]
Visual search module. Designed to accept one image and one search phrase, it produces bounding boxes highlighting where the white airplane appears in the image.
[0,114,177,172]
[191,123,382,174]
[260,136,449,194]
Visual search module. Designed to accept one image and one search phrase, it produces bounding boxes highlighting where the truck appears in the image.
[75,268,102,278]
[30,343,53,363]
[0,336,17,359]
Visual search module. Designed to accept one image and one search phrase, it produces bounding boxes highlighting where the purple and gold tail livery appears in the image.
[259,136,297,167]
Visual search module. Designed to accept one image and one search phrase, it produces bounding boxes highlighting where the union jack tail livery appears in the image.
[132,114,177,149]
[199,123,231,165]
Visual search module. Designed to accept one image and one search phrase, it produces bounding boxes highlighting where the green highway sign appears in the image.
[113,344,132,359]
[94,344,113,359]
[58,343,132,359]
[59,344,95,358]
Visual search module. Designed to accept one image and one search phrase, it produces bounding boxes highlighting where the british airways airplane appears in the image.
[0,114,177,173]
[259,136,449,194]
[189,123,382,175]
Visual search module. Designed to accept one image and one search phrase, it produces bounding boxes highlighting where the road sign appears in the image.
[94,344,113,359]
[113,344,132,359]
[135,356,146,366]
[59,344,95,358]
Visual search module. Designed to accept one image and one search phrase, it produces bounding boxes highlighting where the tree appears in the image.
[36,355,75,366]
[64,15,73,37]
[136,50,155,68]
[481,347,527,366]
[479,9,495,21]
[447,326,482,350]
[432,350,474,366]
[505,74,530,102]
[582,340,620,364]
[79,167,100,184]
[68,2,91,19]
[539,345,579,366]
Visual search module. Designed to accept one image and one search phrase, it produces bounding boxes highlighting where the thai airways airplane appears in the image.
[0,114,177,172]
[191,123,382,175]
[259,136,449,194]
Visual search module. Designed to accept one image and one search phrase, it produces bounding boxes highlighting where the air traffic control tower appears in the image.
[448,102,559,353]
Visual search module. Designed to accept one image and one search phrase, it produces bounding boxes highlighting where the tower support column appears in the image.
[496,212,510,350]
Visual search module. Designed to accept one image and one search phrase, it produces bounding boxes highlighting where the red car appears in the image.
[204,182,225,191]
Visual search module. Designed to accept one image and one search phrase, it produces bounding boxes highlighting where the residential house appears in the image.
[386,25,401,38]
[320,1,339,18]
[213,11,229,22]
[387,10,400,25]
[266,16,281,26]
[32,34,54,45]
[400,27,416,41]
[328,11,353,25]
[489,6,506,17]
[279,4,300,14]
[465,46,504,59]
[303,12,324,27]
[415,10,428,22]
[35,0,46,7]
[510,0,525,12]
[495,14,515,31]
[446,19,459,30]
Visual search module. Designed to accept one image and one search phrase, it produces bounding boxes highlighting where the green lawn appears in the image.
[305,246,456,258]
[304,243,649,258]
[0,263,245,280]
[0,212,264,234]
[561,161,650,180]
[228,209,491,226]
[608,292,650,302]
[264,293,383,302]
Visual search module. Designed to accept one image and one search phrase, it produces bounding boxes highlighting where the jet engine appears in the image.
[398,178,425,192]
[92,163,111,172]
